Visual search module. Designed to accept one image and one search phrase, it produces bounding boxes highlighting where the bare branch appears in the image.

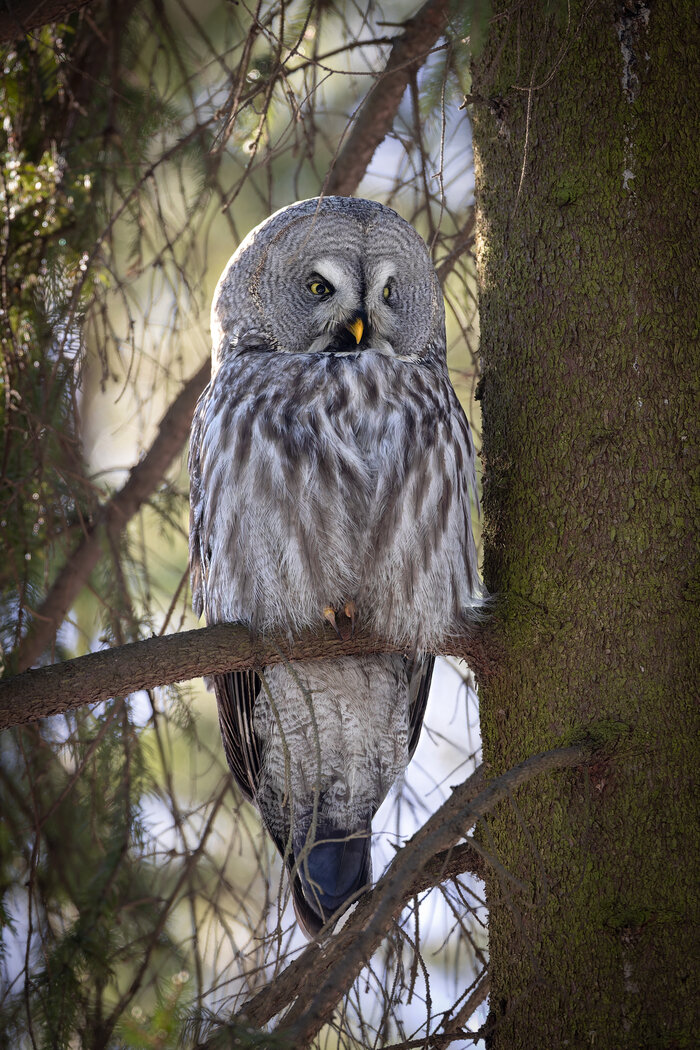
[3,2,485,1042]
[436,212,476,284]
[449,968,490,1030]
[193,746,588,1045]
[15,359,211,672]
[325,0,451,197]
[0,621,495,731]
[280,747,588,1046]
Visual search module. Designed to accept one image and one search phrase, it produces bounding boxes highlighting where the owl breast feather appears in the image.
[193,347,480,649]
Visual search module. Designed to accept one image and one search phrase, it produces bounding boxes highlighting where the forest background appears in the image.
[0,1,696,1049]
[1,2,488,1047]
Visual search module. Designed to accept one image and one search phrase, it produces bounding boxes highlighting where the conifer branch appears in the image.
[11,0,459,673]
[0,0,95,42]
[0,621,495,731]
[194,746,589,1046]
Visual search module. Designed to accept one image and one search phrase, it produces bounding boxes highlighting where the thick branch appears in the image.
[0,621,495,731]
[280,748,588,1047]
[325,0,450,197]
[195,746,589,1046]
[15,359,211,673]
[0,0,95,41]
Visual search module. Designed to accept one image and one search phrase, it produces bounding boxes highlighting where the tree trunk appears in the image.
[471,2,698,1046]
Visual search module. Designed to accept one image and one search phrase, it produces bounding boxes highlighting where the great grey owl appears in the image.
[188,196,482,937]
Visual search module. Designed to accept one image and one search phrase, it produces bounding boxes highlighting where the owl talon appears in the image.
[323,606,342,639]
[344,600,356,637]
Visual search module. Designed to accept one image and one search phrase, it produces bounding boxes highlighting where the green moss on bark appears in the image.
[471,2,699,1045]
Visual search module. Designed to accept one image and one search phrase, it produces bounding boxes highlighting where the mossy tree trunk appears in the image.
[471,2,698,1045]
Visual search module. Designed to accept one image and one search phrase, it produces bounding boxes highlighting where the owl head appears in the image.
[211,196,445,369]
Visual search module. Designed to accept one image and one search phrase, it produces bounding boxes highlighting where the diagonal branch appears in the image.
[325,0,451,197]
[381,961,490,1049]
[11,1,461,674]
[14,359,211,673]
[436,211,476,283]
[0,620,496,731]
[440,967,491,1040]
[279,747,588,1046]
[194,745,590,1046]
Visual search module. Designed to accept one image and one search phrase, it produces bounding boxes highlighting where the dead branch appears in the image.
[15,358,211,673]
[436,212,476,284]
[10,0,464,673]
[433,967,490,1044]
[325,0,451,197]
[280,746,588,1046]
[0,620,496,731]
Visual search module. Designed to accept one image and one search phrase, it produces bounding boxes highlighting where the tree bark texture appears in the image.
[471,2,698,1046]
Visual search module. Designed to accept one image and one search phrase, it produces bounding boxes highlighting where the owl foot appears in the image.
[344,600,356,638]
[323,606,343,640]
[323,603,356,640]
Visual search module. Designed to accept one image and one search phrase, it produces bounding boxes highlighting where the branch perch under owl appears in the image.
[0,619,496,732]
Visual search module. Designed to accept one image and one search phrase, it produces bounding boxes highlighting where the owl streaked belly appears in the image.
[253,654,410,842]
[197,347,478,649]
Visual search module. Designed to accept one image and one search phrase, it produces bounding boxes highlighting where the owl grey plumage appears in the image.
[189,196,482,936]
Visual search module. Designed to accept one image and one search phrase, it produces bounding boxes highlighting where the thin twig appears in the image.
[325,0,451,197]
[0,0,95,42]
[281,747,587,1047]
[194,746,589,1046]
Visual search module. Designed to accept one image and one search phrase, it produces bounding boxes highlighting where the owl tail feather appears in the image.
[290,823,372,937]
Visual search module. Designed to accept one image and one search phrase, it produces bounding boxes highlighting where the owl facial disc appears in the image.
[211,196,443,365]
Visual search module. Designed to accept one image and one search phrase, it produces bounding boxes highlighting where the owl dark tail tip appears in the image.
[291,824,372,937]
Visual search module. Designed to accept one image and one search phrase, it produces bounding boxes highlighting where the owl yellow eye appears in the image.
[308,278,333,298]
[383,284,390,299]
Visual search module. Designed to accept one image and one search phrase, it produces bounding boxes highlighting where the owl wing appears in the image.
[188,381,211,620]
[214,670,262,803]
[406,654,434,760]
[214,658,432,806]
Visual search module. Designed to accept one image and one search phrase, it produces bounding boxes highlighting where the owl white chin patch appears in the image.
[305,334,400,357]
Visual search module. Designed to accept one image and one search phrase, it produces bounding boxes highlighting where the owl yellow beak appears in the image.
[346,317,364,344]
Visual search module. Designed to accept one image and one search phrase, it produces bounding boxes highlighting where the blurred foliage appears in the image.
[0,10,180,653]
[0,2,485,1048]
[120,971,192,1049]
